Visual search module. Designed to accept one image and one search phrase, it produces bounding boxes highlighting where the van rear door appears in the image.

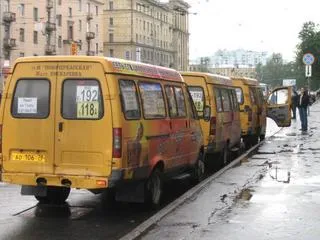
[267,87,292,127]
[2,62,56,174]
[54,62,113,177]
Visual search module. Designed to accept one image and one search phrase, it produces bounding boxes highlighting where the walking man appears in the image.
[291,87,299,119]
[298,87,310,132]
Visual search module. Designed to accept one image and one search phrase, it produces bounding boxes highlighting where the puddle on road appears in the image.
[15,204,95,220]
[237,189,254,201]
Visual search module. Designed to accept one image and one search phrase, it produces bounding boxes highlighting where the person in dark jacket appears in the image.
[291,88,299,119]
[298,87,310,132]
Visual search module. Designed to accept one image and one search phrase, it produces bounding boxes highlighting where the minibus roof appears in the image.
[13,56,183,82]
[231,76,259,86]
[180,72,233,86]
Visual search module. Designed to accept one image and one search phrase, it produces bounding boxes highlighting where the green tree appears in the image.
[296,21,320,90]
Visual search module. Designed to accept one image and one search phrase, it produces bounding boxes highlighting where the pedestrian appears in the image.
[291,87,299,119]
[297,87,310,132]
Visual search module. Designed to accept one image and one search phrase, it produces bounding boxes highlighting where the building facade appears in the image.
[103,0,189,70]
[0,0,104,88]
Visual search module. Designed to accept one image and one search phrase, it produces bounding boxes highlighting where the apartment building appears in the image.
[104,0,189,70]
[0,0,104,88]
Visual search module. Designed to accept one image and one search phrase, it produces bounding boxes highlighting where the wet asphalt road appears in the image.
[0,119,280,240]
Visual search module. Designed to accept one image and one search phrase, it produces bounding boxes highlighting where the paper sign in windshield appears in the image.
[18,98,37,114]
[190,91,204,111]
[77,101,99,118]
[76,86,99,102]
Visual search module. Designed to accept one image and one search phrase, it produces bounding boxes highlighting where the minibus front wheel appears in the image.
[35,186,70,204]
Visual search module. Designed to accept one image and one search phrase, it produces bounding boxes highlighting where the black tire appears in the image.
[221,144,231,167]
[145,169,163,209]
[191,151,205,184]
[260,134,265,141]
[35,186,70,205]
[251,135,259,145]
[243,136,251,150]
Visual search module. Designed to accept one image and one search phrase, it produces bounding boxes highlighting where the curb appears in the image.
[119,128,284,240]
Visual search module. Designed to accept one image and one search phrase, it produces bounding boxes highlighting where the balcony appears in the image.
[86,32,95,40]
[46,0,54,9]
[3,12,16,23]
[86,51,95,56]
[3,38,17,49]
[87,12,93,21]
[45,45,56,55]
[45,22,56,32]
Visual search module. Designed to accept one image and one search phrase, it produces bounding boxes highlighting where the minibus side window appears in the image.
[12,79,50,119]
[185,89,198,120]
[139,82,166,119]
[62,79,103,120]
[221,88,231,112]
[214,88,223,112]
[249,88,256,104]
[231,90,240,111]
[174,87,187,117]
[235,87,243,104]
[119,80,141,120]
[165,86,178,118]
[188,86,205,117]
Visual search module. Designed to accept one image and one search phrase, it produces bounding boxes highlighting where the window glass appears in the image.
[214,88,223,112]
[62,79,103,119]
[235,87,243,104]
[12,79,50,118]
[119,80,140,120]
[165,86,178,117]
[231,90,240,111]
[188,86,204,116]
[221,88,231,112]
[268,89,288,105]
[139,82,166,119]
[174,87,186,117]
[185,89,197,119]
[249,88,256,104]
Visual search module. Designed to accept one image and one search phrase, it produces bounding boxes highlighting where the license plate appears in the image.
[11,152,46,163]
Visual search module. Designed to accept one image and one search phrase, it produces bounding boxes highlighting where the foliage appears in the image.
[296,21,320,90]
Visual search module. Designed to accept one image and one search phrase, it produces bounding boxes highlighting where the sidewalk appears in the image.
[135,103,320,240]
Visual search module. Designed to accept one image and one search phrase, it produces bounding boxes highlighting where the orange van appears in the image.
[0,56,204,207]
[181,72,241,167]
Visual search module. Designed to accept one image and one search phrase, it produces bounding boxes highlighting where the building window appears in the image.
[19,4,25,16]
[58,0,62,5]
[33,8,38,21]
[19,28,25,42]
[33,31,38,44]
[79,40,82,50]
[109,1,113,10]
[96,43,99,54]
[78,0,82,11]
[110,17,113,26]
[57,15,62,26]
[109,33,114,42]
[58,36,62,48]
[79,20,82,31]
[20,52,25,57]
[109,49,114,57]
[87,3,90,13]
[69,7,72,17]
[95,24,98,36]
[96,6,98,15]
[68,25,73,40]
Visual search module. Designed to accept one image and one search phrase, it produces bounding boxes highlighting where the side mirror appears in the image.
[203,105,211,122]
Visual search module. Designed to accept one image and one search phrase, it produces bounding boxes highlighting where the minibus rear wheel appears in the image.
[192,151,205,183]
[35,186,70,204]
[260,134,265,141]
[221,144,231,166]
[145,168,163,209]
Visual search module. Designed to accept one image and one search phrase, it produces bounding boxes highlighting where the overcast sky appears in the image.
[182,0,320,61]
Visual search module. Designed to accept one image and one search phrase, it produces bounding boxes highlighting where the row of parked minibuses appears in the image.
[0,56,292,207]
